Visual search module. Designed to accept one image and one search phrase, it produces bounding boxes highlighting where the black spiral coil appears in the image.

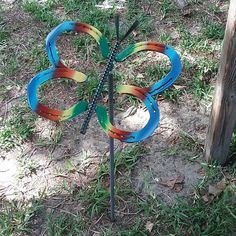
[80,40,120,134]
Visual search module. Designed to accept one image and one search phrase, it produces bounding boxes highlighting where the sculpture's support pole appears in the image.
[108,73,115,221]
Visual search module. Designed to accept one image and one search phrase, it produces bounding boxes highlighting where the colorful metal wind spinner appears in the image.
[27,16,182,220]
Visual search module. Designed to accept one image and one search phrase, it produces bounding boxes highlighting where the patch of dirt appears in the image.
[116,100,208,205]
[0,4,48,119]
[1,113,113,201]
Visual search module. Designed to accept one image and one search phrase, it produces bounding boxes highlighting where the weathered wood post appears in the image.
[204,0,236,164]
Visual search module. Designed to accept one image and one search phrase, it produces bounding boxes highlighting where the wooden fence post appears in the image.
[204,0,236,164]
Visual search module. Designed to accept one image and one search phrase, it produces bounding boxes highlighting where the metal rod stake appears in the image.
[108,73,115,221]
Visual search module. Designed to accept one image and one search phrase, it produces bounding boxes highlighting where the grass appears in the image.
[2,58,19,77]
[53,144,236,235]
[124,2,154,39]
[178,131,202,151]
[0,8,8,76]
[0,199,43,235]
[203,21,225,40]
[161,146,182,157]
[22,0,60,27]
[20,0,220,104]
[136,161,236,236]
[160,131,202,160]
[182,57,218,100]
[92,220,147,236]
[1,143,236,235]
[145,63,170,83]
[73,36,106,64]
[64,0,115,39]
[0,25,8,46]
[33,122,64,148]
[0,8,8,46]
[79,144,146,218]
[200,162,224,184]
[191,79,213,100]
[177,26,214,53]
[0,99,36,150]
[230,133,236,154]
[207,1,226,14]
[162,88,183,102]
[18,159,41,179]
[46,211,85,236]
[70,151,235,235]
[159,0,177,16]
[76,71,101,100]
[31,46,51,72]
[149,190,236,236]
[158,32,173,44]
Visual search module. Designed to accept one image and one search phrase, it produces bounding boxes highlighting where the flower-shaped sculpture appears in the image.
[27,19,182,143]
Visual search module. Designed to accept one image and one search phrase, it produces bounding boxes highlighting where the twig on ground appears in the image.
[89,213,104,228]
[59,208,77,217]
[115,210,141,215]
[196,3,223,23]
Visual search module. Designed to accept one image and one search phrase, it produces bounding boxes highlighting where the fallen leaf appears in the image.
[155,174,185,192]
[170,31,180,40]
[202,179,226,202]
[137,73,144,79]
[202,194,214,203]
[173,85,186,90]
[103,95,108,103]
[173,183,183,193]
[231,179,236,185]
[182,9,193,17]
[145,221,154,232]
[157,94,165,101]
[202,194,208,202]
[128,79,134,85]
[208,185,223,197]
[175,0,188,9]
[208,179,226,197]
[92,233,100,236]
[132,30,138,37]
[197,168,206,177]
[46,208,52,213]
[122,106,137,118]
